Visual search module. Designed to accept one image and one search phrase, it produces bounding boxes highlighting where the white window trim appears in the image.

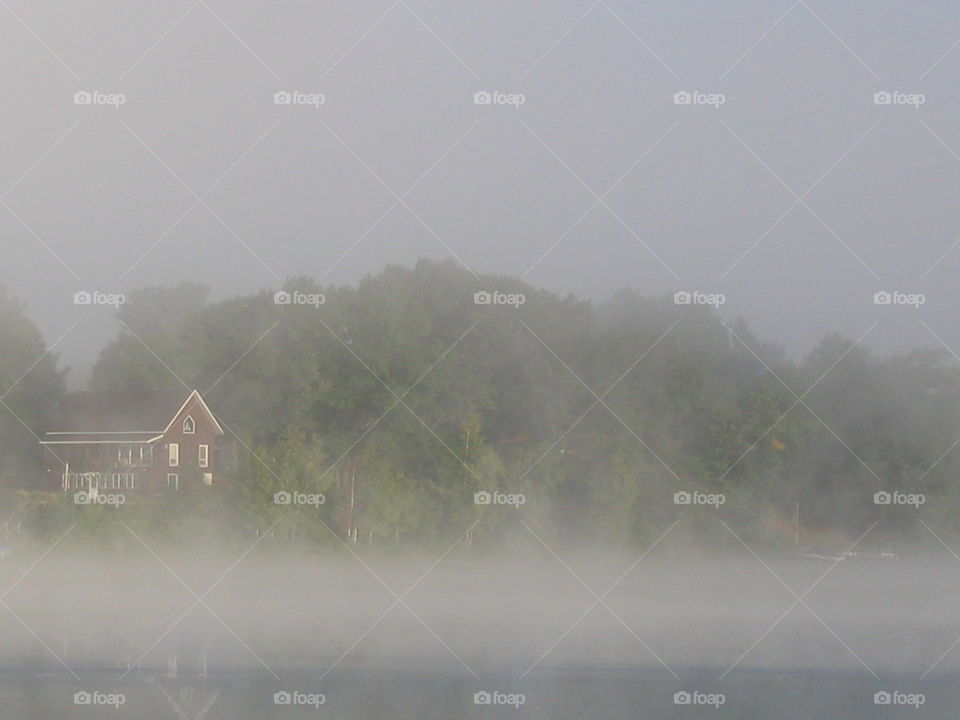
[183,416,196,434]
[167,473,179,490]
[198,444,208,468]
[168,443,179,467]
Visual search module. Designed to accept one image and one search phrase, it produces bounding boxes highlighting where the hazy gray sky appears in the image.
[3,0,960,385]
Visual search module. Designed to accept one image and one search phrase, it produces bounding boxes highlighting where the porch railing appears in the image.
[62,472,143,491]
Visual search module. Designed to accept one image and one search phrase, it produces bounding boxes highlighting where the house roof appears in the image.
[41,389,223,443]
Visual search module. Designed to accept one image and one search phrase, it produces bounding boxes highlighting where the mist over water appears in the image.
[5,0,960,717]
[2,539,959,717]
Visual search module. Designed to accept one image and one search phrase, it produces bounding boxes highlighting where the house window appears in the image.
[168,443,179,467]
[198,444,208,468]
[183,416,195,434]
[167,473,179,490]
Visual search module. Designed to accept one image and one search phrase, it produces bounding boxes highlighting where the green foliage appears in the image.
[8,262,960,551]
[0,288,64,485]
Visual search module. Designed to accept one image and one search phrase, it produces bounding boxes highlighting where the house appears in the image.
[40,389,224,493]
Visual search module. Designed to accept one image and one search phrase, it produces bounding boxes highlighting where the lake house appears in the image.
[40,389,224,493]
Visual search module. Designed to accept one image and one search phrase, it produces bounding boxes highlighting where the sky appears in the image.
[3,0,960,386]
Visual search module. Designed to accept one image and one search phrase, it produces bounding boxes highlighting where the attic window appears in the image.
[183,416,195,434]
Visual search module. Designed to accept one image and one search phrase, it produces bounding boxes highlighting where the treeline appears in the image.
[3,259,960,550]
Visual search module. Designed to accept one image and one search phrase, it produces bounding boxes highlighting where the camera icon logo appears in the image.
[674,491,691,505]
[474,691,492,704]
[473,91,492,105]
[474,291,492,305]
[874,691,891,705]
[274,91,292,105]
[74,491,91,505]
[673,91,692,105]
[274,290,292,305]
[874,491,892,505]
[274,691,292,705]
[673,291,692,305]
[873,291,892,305]
[674,691,692,705]
[274,491,292,505]
[74,291,92,305]
[474,491,492,505]
[74,91,92,105]
[873,91,892,105]
[74,691,92,704]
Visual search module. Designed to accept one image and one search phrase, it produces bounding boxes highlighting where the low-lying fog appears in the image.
[2,541,959,679]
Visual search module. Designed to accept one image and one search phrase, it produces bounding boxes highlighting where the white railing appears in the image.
[62,472,142,491]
